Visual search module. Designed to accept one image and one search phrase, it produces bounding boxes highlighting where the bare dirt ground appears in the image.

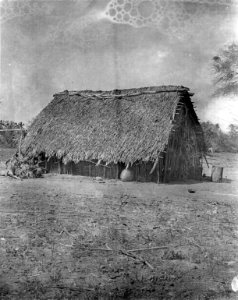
[0,148,238,299]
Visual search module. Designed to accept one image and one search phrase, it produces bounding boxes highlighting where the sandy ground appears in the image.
[0,148,238,299]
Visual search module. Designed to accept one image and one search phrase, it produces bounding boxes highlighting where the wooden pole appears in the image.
[18,125,23,157]
[0,129,22,131]
[58,160,62,174]
[203,154,209,168]
[163,146,170,183]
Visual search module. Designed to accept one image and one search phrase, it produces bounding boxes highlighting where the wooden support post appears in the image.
[103,164,106,178]
[211,166,223,182]
[18,123,23,157]
[145,162,147,182]
[163,147,169,183]
[58,160,62,174]
[203,154,209,168]
[45,160,47,173]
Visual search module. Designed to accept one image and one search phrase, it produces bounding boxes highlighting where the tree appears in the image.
[228,124,238,151]
[201,121,238,153]
[212,43,238,96]
[0,120,25,148]
[228,124,238,138]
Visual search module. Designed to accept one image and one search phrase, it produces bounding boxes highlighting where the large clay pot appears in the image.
[120,168,134,182]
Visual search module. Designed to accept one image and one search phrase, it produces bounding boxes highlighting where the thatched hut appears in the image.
[21,86,205,183]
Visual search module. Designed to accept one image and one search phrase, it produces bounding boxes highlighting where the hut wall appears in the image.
[164,103,202,182]
[46,157,158,182]
[130,161,158,182]
[46,156,61,174]
[47,158,119,179]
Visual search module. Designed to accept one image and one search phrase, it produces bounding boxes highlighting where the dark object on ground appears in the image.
[188,189,196,193]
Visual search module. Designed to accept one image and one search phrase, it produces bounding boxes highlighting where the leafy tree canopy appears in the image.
[212,43,238,96]
[201,121,238,153]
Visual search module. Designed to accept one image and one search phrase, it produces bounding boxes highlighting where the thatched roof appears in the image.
[21,86,202,164]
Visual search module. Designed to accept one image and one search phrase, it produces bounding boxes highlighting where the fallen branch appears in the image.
[63,227,76,237]
[89,245,171,252]
[59,242,73,248]
[184,237,203,250]
[88,248,115,251]
[73,246,154,269]
[5,172,22,180]
[106,243,112,250]
[51,285,94,291]
[119,249,154,270]
[127,246,171,252]
[184,226,193,231]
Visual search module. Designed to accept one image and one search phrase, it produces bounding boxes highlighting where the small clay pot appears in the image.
[120,168,134,182]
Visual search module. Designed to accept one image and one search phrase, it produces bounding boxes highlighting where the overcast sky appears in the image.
[0,0,238,130]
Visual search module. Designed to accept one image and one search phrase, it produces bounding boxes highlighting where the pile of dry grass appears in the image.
[0,154,44,179]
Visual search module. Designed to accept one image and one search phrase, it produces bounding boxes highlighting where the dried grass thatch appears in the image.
[21,86,202,165]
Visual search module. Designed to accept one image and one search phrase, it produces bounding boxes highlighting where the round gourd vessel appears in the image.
[120,168,134,182]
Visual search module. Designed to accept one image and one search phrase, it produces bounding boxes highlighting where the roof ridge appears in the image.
[53,86,190,98]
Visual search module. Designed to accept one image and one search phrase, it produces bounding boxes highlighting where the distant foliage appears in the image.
[212,43,238,96]
[0,120,25,148]
[201,121,238,153]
